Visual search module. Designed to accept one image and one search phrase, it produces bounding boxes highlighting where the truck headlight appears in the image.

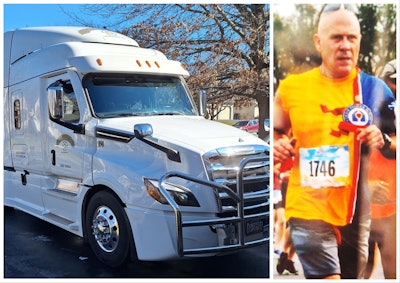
[144,178,200,207]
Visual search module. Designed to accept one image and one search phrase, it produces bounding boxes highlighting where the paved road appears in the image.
[3,207,269,279]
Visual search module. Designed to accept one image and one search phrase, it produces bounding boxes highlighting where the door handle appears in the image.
[51,150,56,165]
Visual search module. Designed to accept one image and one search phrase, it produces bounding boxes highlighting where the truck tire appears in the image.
[85,190,133,267]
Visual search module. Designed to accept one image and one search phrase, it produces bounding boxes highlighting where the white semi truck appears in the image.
[3,26,270,267]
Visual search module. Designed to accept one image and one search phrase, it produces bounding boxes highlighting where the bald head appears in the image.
[317,6,361,35]
[314,6,361,78]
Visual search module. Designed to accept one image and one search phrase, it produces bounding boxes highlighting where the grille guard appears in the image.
[159,155,270,257]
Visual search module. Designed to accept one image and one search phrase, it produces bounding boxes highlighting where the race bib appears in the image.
[299,145,349,188]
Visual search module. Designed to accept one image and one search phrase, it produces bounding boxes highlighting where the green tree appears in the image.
[359,4,397,74]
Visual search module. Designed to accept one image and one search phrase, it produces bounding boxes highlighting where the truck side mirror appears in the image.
[198,89,207,116]
[48,86,64,119]
[134,124,153,138]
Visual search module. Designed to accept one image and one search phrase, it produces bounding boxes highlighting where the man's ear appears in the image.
[313,33,321,53]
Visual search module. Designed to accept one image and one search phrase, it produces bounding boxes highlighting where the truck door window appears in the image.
[62,83,80,123]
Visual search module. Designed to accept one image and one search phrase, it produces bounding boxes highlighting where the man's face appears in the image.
[314,9,361,79]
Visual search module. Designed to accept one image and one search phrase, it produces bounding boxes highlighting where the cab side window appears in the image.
[62,82,80,123]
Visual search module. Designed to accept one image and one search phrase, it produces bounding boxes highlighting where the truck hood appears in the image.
[96,116,267,153]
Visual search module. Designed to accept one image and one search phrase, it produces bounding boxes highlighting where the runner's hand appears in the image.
[274,136,296,163]
[356,125,384,149]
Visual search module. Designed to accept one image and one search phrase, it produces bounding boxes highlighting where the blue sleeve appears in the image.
[360,71,396,134]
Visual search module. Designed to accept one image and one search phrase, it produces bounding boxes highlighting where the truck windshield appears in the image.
[83,73,197,118]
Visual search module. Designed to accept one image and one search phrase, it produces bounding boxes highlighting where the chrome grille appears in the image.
[203,145,270,217]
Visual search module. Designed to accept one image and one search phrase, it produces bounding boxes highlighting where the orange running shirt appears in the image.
[278,68,362,226]
[368,148,396,219]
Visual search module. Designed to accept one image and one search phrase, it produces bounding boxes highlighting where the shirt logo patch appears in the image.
[343,104,373,127]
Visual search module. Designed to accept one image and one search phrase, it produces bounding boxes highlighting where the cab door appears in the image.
[45,72,87,185]
[41,72,90,222]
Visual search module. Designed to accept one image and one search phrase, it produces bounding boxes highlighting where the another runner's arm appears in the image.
[378,92,396,158]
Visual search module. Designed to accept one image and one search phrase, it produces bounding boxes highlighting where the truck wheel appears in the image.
[85,190,133,267]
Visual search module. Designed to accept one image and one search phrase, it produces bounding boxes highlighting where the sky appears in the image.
[3,4,97,32]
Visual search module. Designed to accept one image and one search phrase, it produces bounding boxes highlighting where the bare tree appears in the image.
[65,4,270,140]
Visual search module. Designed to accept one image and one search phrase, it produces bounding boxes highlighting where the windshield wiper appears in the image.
[100,112,140,118]
[154,111,184,116]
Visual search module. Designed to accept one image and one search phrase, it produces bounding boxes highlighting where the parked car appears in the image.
[264,119,270,131]
[233,119,259,133]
